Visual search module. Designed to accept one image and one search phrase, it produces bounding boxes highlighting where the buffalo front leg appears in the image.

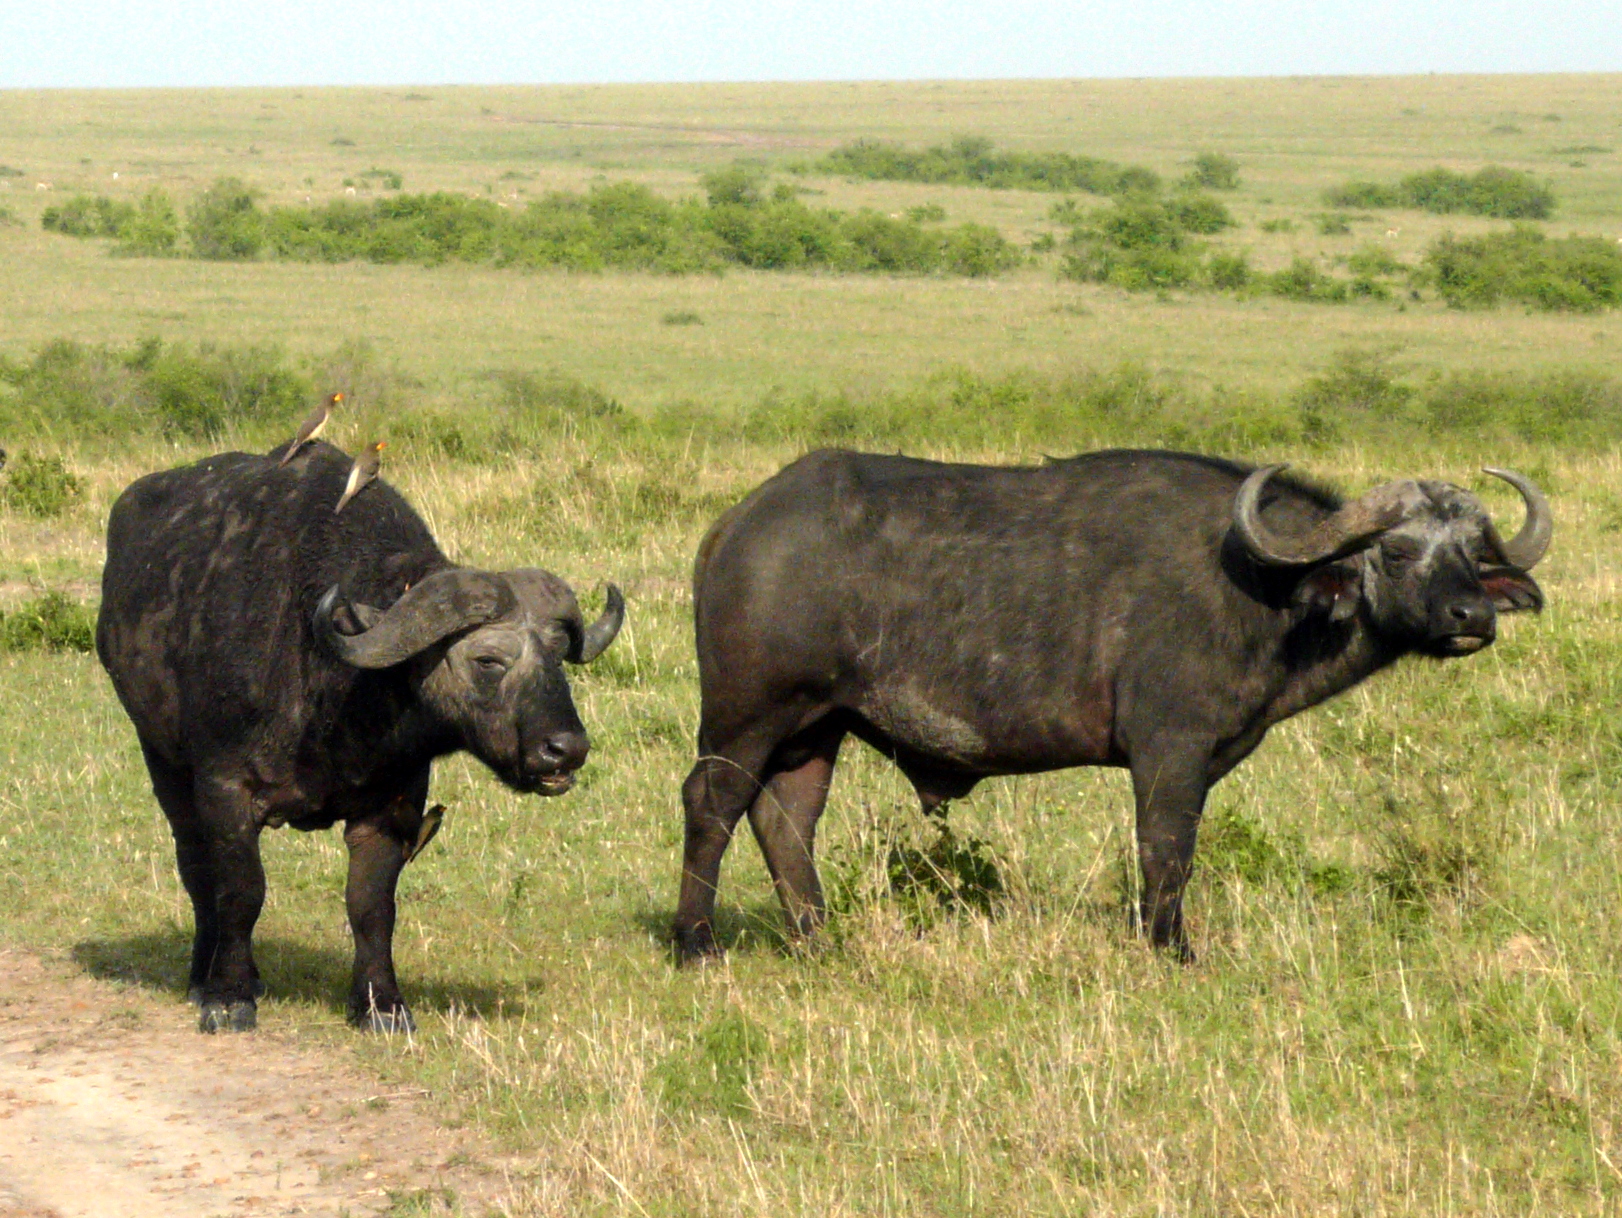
[190,775,267,1032]
[747,726,844,943]
[139,744,217,1005]
[1128,740,1212,963]
[344,810,414,1033]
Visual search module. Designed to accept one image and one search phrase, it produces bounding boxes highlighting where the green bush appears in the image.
[1206,251,1252,289]
[810,136,1160,196]
[1,452,84,517]
[42,194,134,237]
[114,191,181,255]
[186,177,266,260]
[1166,191,1234,234]
[1317,213,1353,235]
[1325,166,1554,219]
[1186,151,1241,190]
[0,592,96,654]
[1424,226,1622,312]
[0,338,309,441]
[1264,257,1350,303]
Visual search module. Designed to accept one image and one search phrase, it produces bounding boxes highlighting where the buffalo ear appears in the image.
[1479,565,1544,613]
[1293,562,1362,623]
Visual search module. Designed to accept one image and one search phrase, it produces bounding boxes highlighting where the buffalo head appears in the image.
[314,569,624,793]
[1234,465,1550,657]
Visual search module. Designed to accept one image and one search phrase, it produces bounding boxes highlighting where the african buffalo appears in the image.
[674,448,1550,961]
[98,441,624,1031]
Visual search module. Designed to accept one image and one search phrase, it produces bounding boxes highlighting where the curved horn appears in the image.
[315,569,516,669]
[569,583,625,664]
[1481,467,1552,570]
[1233,464,1412,566]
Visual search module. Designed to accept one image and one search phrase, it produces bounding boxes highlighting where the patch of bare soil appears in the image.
[0,949,510,1217]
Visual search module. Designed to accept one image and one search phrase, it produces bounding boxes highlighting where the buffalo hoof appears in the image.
[198,1000,257,1033]
[672,924,723,966]
[353,1004,416,1035]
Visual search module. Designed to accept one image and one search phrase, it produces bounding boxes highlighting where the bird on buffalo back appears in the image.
[334,440,385,514]
[278,392,344,467]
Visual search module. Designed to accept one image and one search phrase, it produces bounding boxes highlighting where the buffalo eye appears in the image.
[1381,538,1422,571]
[473,654,510,675]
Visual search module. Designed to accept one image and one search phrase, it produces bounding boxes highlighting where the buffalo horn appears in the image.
[570,583,625,664]
[316,570,516,669]
[1233,465,1411,566]
[1481,467,1552,570]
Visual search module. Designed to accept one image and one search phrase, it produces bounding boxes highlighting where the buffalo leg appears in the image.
[1128,741,1211,962]
[343,809,414,1033]
[747,725,845,941]
[190,775,266,1032]
[675,723,792,961]
[140,743,219,1004]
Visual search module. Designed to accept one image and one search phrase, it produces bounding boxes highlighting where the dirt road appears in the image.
[0,949,508,1217]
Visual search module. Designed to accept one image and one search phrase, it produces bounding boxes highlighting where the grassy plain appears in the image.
[2,74,1622,1215]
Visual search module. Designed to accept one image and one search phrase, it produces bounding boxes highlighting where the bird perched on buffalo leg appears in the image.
[278,391,344,467]
[334,440,385,514]
[401,804,446,865]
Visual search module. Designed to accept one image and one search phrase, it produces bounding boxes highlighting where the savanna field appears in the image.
[3,74,1622,1215]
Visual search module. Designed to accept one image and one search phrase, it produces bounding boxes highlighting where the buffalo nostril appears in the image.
[539,730,589,769]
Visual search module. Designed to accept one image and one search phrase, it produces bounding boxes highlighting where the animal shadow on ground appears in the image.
[72,931,529,1022]
[634,900,796,960]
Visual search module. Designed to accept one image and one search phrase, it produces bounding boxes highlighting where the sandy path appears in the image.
[0,950,509,1218]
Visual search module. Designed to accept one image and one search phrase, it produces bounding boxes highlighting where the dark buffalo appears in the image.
[674,448,1550,960]
[97,442,624,1032]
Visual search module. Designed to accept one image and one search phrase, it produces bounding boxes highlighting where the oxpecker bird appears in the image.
[279,391,343,467]
[334,441,385,515]
[401,804,447,865]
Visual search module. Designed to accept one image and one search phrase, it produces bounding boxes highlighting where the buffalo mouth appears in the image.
[534,771,576,796]
[1432,633,1492,657]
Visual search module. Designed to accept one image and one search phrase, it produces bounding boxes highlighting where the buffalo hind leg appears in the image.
[343,793,418,1034]
[747,723,845,944]
[1128,739,1212,962]
[674,709,812,962]
[189,775,267,1032]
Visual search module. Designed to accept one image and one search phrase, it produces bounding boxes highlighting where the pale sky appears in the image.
[1,0,1618,89]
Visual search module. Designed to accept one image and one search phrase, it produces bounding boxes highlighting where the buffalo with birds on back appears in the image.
[97,440,625,1033]
[674,447,1551,962]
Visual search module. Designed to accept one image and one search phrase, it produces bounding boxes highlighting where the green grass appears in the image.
[2,74,1622,1215]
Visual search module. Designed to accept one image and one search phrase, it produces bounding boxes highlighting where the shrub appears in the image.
[186,177,266,260]
[0,592,96,653]
[1317,213,1353,235]
[42,194,135,237]
[661,310,703,325]
[1186,151,1241,190]
[887,818,1005,921]
[939,222,1021,276]
[0,338,309,441]
[1347,244,1404,277]
[1325,166,1554,219]
[358,167,403,190]
[1264,257,1349,303]
[1166,191,1234,234]
[1206,251,1252,289]
[1,452,84,517]
[1424,226,1622,312]
[811,136,1160,196]
[114,191,181,255]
